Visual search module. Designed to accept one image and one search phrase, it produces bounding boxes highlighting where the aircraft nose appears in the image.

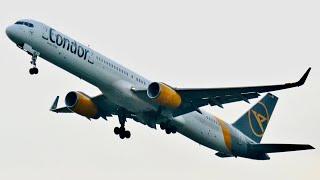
[5,25,22,44]
[6,25,14,39]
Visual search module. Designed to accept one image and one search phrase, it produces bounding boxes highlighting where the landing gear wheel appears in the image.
[29,68,34,75]
[161,122,177,135]
[171,128,177,134]
[114,127,120,135]
[160,123,165,130]
[119,133,125,139]
[29,67,39,75]
[124,131,131,138]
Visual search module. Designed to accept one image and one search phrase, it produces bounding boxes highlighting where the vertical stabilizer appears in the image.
[232,93,278,143]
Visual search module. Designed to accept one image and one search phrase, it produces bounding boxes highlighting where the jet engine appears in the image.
[65,91,99,119]
[147,82,182,108]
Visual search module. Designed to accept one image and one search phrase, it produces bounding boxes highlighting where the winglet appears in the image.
[296,67,311,86]
[50,96,59,111]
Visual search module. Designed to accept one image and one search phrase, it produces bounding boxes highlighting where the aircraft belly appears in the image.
[100,80,155,113]
[174,112,230,154]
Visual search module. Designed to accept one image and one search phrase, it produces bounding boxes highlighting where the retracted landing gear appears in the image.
[29,53,38,75]
[114,115,131,139]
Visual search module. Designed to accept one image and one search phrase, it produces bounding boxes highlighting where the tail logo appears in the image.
[248,102,270,137]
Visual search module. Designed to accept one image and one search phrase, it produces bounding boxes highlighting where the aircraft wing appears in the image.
[172,67,311,116]
[134,68,311,117]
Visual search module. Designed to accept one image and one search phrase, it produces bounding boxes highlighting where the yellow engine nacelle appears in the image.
[147,82,182,108]
[65,91,99,119]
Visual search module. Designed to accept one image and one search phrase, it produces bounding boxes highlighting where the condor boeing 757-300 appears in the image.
[6,19,314,160]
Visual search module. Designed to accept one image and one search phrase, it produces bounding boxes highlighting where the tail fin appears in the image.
[232,93,278,143]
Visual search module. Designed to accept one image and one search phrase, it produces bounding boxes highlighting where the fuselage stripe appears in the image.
[218,119,232,153]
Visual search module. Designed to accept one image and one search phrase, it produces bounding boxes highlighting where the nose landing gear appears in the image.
[20,43,39,75]
[29,54,38,75]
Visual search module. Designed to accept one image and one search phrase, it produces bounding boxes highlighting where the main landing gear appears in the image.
[160,122,177,134]
[29,53,38,75]
[114,115,131,139]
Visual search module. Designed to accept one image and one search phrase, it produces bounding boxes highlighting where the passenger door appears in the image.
[41,25,49,41]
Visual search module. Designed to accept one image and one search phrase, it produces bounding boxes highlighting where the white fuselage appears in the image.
[6,19,256,157]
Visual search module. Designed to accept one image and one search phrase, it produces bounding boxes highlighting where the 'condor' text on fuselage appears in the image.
[43,28,90,61]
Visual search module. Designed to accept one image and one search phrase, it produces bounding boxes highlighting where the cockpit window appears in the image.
[15,21,24,25]
[15,21,34,28]
[24,22,34,27]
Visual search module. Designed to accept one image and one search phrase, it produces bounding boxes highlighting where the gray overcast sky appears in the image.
[0,0,319,179]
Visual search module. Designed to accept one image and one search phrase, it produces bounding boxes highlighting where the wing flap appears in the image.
[172,92,260,116]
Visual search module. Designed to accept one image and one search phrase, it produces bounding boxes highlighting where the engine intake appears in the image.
[147,82,182,108]
[65,91,99,119]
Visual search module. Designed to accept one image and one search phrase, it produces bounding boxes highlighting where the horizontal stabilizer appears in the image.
[249,143,315,153]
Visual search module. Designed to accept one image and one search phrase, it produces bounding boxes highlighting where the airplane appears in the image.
[6,19,314,160]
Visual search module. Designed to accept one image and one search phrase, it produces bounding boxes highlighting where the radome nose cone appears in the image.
[5,25,14,39]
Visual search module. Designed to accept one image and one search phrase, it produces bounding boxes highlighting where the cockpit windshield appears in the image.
[15,21,34,28]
